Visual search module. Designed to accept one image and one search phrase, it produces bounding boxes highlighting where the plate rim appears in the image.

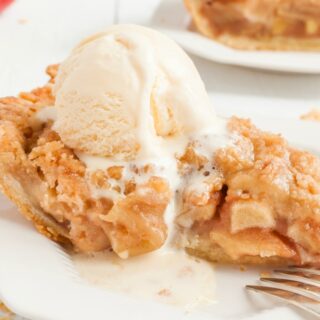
[152,0,320,74]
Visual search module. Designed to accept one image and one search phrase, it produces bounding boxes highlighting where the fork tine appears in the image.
[277,267,320,275]
[259,276,320,302]
[271,270,320,287]
[261,277,320,295]
[246,285,320,318]
[246,284,319,303]
[274,269,320,282]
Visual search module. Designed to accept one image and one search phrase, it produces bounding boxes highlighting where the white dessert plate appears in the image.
[0,114,319,320]
[151,0,320,74]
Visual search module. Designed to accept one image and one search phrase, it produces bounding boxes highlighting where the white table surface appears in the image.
[0,0,319,319]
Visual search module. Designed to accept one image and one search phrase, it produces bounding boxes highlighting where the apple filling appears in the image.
[177,117,320,265]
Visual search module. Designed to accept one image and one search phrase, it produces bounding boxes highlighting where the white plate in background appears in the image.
[151,0,320,74]
[0,115,319,320]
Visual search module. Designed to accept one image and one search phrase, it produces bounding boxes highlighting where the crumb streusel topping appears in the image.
[1,65,320,265]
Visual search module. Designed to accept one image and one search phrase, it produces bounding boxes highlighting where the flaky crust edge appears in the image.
[0,152,70,245]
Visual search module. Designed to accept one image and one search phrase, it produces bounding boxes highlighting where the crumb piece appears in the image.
[178,266,194,277]
[17,18,28,24]
[107,166,123,180]
[90,170,109,188]
[301,109,320,122]
[260,271,271,278]
[240,265,247,271]
[157,288,172,297]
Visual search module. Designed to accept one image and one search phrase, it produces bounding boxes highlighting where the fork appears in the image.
[246,267,320,318]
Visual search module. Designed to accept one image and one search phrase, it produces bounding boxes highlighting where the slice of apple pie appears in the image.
[1,64,320,266]
[184,0,320,50]
[1,25,320,266]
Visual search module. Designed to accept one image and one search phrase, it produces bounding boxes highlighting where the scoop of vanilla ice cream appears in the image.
[53,25,216,160]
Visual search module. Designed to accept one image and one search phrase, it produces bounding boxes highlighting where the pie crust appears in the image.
[184,0,320,50]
